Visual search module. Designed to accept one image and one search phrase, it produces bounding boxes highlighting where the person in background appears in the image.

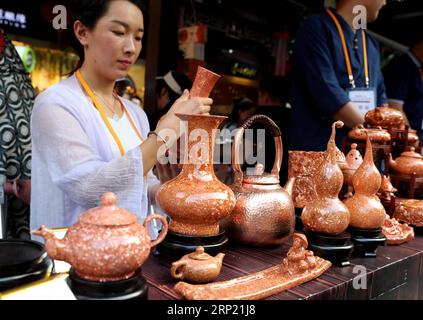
[150,70,192,129]
[30,0,212,231]
[290,0,388,151]
[0,28,34,239]
[383,36,423,140]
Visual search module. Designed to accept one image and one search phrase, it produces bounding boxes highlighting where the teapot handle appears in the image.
[170,261,187,280]
[232,114,283,186]
[144,213,169,247]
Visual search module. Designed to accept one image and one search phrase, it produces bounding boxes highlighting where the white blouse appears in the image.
[30,75,160,233]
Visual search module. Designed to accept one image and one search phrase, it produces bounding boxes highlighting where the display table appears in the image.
[143,232,423,300]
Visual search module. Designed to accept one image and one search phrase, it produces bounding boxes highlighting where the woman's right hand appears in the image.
[155,89,212,138]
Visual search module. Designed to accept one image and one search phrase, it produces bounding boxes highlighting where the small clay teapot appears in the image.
[32,192,168,282]
[388,147,423,176]
[170,246,225,283]
[348,124,391,143]
[365,106,404,128]
[227,114,295,246]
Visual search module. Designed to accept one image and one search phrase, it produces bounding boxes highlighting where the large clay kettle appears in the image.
[225,115,295,246]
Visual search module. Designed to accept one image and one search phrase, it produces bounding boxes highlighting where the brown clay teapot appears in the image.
[226,115,295,246]
[301,121,350,235]
[348,124,391,143]
[365,106,404,128]
[32,192,168,282]
[170,246,225,283]
[344,136,386,229]
[388,147,423,176]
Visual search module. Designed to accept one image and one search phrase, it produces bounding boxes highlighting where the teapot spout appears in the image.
[32,225,70,262]
[387,153,396,170]
[215,253,225,265]
[284,177,296,198]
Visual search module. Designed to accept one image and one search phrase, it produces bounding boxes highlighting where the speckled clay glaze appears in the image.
[174,233,331,300]
[288,151,325,208]
[156,67,235,236]
[344,136,386,229]
[382,214,414,245]
[189,66,220,98]
[32,192,168,282]
[301,121,350,235]
[170,246,225,283]
[377,175,397,202]
[156,113,235,235]
[365,106,404,128]
[394,199,423,227]
[348,125,391,143]
[226,115,295,246]
[388,147,423,176]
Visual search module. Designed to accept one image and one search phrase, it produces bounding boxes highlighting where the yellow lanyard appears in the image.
[75,70,143,156]
[326,8,369,89]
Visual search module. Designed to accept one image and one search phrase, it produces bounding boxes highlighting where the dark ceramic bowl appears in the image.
[0,239,53,292]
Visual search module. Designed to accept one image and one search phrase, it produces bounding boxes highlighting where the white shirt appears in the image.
[100,111,143,158]
[30,75,160,233]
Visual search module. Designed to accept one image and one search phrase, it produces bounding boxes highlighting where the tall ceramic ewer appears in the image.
[155,67,236,236]
[226,115,295,246]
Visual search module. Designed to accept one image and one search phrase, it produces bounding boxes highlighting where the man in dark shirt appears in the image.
[290,0,388,151]
[384,38,423,140]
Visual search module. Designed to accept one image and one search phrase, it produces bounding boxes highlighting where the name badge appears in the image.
[348,88,376,115]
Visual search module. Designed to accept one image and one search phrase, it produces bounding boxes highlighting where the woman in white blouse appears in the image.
[30,0,212,231]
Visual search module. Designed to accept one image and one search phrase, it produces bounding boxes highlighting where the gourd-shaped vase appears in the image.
[301,121,350,235]
[344,136,386,229]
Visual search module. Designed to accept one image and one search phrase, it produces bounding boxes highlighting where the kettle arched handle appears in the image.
[232,114,283,186]
[144,214,169,247]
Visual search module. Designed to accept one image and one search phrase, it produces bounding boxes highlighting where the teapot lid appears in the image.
[400,147,423,159]
[187,246,213,261]
[79,192,137,226]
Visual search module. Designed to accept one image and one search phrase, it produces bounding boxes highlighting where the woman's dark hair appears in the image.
[69,0,147,70]
[155,71,192,104]
[228,97,256,124]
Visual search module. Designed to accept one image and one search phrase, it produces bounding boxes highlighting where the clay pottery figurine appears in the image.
[344,136,386,229]
[301,121,350,235]
[170,246,225,283]
[226,115,295,246]
[32,192,168,282]
[382,214,414,245]
[342,143,363,198]
[174,233,332,300]
[377,175,397,202]
[156,68,235,236]
[348,124,391,143]
[388,147,423,176]
[365,106,404,128]
[394,200,423,227]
